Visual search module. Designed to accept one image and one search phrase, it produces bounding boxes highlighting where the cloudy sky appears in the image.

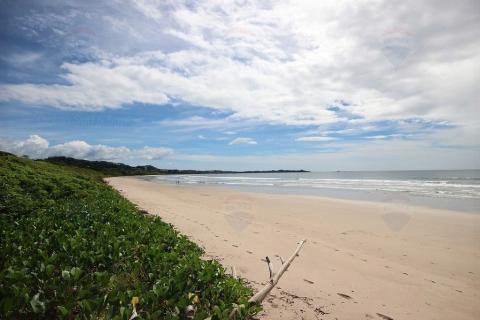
[0,0,479,170]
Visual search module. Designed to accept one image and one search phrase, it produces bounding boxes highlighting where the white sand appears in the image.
[106,176,480,320]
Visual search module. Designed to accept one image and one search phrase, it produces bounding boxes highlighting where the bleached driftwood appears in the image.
[231,266,238,279]
[248,239,306,303]
[228,239,307,319]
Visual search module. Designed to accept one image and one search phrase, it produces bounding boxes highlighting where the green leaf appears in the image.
[57,305,69,316]
[46,264,54,275]
[70,267,81,280]
[30,293,45,314]
[62,270,71,280]
[120,306,125,317]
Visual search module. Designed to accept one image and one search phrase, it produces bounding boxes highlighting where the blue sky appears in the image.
[0,0,479,170]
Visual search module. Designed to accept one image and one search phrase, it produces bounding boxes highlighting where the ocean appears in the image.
[144,170,480,213]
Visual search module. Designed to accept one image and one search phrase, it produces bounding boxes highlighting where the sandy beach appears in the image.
[106,177,480,320]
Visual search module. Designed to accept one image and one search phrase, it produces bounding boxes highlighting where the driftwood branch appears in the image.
[265,256,274,281]
[228,239,306,319]
[248,239,306,304]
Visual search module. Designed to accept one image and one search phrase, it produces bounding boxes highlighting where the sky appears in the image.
[0,0,479,171]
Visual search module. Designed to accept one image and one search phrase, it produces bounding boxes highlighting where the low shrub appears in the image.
[0,153,259,319]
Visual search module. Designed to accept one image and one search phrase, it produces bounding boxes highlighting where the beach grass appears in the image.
[0,152,259,319]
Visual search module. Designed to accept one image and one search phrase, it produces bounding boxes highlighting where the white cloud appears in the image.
[158,116,236,130]
[3,135,50,159]
[174,138,480,171]
[229,137,257,145]
[0,62,170,111]
[296,136,338,142]
[364,135,389,140]
[2,52,42,66]
[364,134,409,140]
[1,0,478,130]
[135,146,173,160]
[0,135,173,161]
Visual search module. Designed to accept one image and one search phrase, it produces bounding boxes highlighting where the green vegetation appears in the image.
[43,156,168,177]
[0,152,260,319]
[44,156,308,177]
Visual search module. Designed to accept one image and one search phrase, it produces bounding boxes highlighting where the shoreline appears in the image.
[140,175,480,214]
[107,176,480,320]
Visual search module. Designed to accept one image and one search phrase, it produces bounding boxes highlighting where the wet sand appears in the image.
[107,176,480,320]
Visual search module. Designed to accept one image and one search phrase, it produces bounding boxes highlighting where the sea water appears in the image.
[145,170,480,213]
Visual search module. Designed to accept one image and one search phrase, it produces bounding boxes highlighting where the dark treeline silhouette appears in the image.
[42,156,308,177]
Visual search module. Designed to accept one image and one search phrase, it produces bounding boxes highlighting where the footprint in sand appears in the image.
[376,313,394,320]
[402,272,408,275]
[337,293,353,300]
[303,279,314,284]
[246,250,253,254]
[232,244,239,248]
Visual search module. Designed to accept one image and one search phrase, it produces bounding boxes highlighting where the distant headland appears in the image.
[43,156,309,176]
